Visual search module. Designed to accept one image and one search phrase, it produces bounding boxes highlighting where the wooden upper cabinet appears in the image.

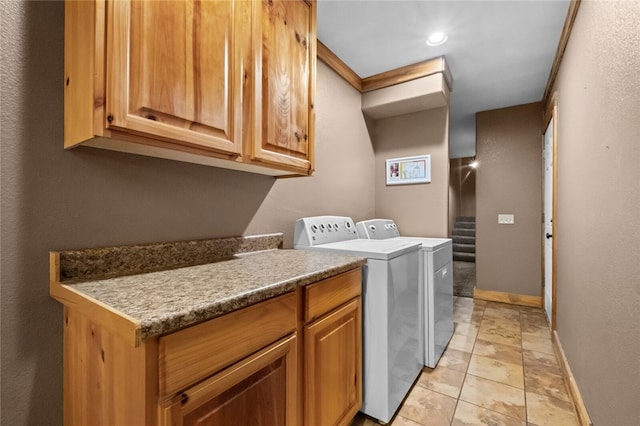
[249,0,316,175]
[64,0,315,176]
[106,0,243,154]
[106,0,244,155]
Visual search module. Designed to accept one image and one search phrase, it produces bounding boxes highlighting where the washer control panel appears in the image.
[294,216,358,246]
[356,219,400,239]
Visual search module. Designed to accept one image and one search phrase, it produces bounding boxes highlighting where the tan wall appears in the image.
[550,1,640,423]
[0,3,374,424]
[371,107,450,237]
[476,103,542,296]
[245,60,376,246]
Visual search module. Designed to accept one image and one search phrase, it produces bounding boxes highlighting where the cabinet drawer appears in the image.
[159,334,298,426]
[158,292,296,397]
[305,268,361,323]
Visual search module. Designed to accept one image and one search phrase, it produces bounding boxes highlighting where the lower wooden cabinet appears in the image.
[58,268,362,425]
[305,298,362,426]
[159,334,297,426]
[303,268,363,426]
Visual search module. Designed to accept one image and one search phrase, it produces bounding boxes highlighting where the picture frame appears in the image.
[386,155,431,185]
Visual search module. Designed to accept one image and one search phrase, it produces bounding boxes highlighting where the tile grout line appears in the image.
[446,300,475,425]
[461,302,530,424]
[449,300,484,425]
[449,301,579,426]
[352,301,576,425]
[456,301,480,425]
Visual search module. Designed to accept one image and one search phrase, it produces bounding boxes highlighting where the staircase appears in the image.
[452,216,476,262]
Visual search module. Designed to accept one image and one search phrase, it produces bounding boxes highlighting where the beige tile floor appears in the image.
[351,297,580,426]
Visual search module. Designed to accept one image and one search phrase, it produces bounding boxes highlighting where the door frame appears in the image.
[542,93,559,330]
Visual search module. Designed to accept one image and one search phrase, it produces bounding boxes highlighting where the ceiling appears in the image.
[316,0,570,158]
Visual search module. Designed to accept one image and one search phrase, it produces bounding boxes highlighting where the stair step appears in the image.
[452,216,476,262]
[452,235,475,245]
[453,243,476,253]
[453,252,476,262]
[452,228,475,237]
[454,222,475,229]
[456,216,476,223]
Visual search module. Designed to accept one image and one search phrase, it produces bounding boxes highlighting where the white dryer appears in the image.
[294,216,422,424]
[356,219,454,368]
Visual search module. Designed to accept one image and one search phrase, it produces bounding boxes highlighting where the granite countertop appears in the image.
[53,245,365,342]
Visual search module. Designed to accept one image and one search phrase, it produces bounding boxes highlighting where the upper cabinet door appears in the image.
[105,0,245,156]
[251,0,316,174]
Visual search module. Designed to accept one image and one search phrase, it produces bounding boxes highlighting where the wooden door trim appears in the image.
[542,0,581,107]
[542,94,559,330]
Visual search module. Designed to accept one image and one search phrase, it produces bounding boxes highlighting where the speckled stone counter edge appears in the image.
[51,235,366,344]
[58,233,284,282]
[137,257,365,339]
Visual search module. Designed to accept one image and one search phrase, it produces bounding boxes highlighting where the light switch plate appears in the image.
[498,214,515,224]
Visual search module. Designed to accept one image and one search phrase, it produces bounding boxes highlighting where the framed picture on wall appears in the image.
[386,155,431,185]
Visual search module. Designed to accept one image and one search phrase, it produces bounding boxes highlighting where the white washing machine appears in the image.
[356,219,454,368]
[294,216,422,424]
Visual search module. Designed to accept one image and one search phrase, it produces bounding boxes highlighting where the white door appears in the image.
[543,118,554,325]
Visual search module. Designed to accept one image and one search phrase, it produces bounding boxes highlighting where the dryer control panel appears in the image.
[356,219,400,239]
[294,216,358,247]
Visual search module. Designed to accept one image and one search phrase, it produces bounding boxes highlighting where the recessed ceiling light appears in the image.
[426,32,448,47]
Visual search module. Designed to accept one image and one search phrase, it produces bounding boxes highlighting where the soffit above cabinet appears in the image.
[361,73,449,120]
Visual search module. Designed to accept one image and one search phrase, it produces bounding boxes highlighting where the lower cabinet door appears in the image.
[305,298,362,426]
[160,334,297,426]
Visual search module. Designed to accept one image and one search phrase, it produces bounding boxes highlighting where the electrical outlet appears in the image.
[498,214,515,224]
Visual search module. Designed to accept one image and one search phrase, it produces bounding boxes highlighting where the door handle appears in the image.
[546,233,553,239]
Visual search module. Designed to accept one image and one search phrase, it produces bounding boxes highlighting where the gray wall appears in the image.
[0,2,374,424]
[475,102,543,297]
[551,1,640,423]
[372,107,450,238]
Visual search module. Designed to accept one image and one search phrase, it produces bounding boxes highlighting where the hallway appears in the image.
[352,297,579,425]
